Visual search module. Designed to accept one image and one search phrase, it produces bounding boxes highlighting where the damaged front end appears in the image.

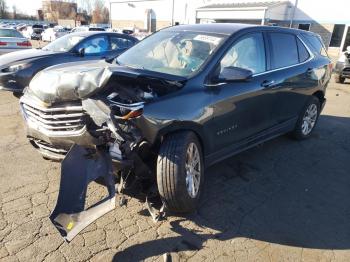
[20,62,184,241]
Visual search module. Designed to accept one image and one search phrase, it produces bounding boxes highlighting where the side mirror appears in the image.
[77,47,85,57]
[105,54,118,63]
[215,66,253,83]
[347,46,350,52]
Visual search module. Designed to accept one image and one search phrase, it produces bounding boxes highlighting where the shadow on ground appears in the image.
[113,115,350,261]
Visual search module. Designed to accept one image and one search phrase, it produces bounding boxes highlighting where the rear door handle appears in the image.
[261,80,276,88]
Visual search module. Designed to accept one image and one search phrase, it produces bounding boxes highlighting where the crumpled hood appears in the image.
[27,60,113,104]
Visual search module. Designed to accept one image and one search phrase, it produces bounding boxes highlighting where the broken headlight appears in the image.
[107,92,145,120]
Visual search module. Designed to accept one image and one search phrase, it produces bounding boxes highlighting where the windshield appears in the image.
[117,31,225,77]
[43,34,84,52]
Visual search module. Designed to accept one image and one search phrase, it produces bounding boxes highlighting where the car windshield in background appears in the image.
[42,34,84,52]
[0,29,23,38]
[89,28,105,31]
[117,31,226,77]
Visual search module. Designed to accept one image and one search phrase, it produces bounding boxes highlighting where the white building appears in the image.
[110,0,350,57]
[110,0,206,31]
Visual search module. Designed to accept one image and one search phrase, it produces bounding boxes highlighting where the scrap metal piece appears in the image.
[145,196,166,223]
[50,144,116,242]
[119,195,127,207]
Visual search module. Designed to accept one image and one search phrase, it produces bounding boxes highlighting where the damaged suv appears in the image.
[20,24,331,241]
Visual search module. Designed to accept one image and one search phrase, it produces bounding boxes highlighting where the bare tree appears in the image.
[101,6,109,23]
[0,0,7,19]
[91,0,109,24]
[44,0,77,22]
[78,0,93,16]
[12,4,16,19]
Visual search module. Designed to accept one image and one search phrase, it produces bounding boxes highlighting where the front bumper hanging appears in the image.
[50,144,116,242]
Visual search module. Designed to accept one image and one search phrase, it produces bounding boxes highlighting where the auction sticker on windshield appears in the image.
[194,35,222,45]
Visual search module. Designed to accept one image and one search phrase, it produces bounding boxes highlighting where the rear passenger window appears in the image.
[110,37,134,50]
[296,38,310,62]
[269,33,299,69]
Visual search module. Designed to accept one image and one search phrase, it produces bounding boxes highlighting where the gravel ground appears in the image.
[0,78,349,262]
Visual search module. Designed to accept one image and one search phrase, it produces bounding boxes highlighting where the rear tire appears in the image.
[335,74,345,83]
[291,96,320,140]
[157,131,204,213]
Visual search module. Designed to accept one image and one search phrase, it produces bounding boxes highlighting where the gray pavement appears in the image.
[0,78,349,261]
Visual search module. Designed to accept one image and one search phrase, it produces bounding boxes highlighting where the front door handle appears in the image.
[261,80,276,88]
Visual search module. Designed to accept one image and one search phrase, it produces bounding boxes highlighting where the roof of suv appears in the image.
[163,23,255,35]
[162,23,321,37]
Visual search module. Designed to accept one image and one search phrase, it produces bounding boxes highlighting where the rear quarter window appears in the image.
[296,37,310,62]
[268,32,299,69]
[110,36,134,50]
[301,33,328,57]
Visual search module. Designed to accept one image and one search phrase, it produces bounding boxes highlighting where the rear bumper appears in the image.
[334,62,350,78]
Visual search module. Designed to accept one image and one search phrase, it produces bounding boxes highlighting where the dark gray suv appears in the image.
[19,24,332,241]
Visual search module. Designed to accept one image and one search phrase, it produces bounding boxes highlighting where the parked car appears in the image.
[0,31,138,95]
[31,24,44,40]
[21,26,33,39]
[0,28,32,55]
[71,26,105,33]
[41,27,69,42]
[19,23,331,240]
[333,46,350,83]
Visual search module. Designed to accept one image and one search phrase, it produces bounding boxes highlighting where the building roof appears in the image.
[198,1,288,10]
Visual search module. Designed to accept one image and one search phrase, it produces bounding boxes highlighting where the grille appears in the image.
[21,100,86,134]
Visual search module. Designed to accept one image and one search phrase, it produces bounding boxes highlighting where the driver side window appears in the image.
[220,33,266,74]
[78,36,109,55]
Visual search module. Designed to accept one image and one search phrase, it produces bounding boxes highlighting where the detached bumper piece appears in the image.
[50,144,116,242]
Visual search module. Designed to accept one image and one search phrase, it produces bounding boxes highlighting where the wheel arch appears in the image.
[153,121,207,157]
[312,90,325,105]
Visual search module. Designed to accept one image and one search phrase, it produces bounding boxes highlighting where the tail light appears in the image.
[17,41,32,47]
[0,41,7,46]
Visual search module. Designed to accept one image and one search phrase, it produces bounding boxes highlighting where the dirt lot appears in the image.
[0,78,349,262]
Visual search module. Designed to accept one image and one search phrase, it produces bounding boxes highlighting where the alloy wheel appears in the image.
[185,142,201,198]
[301,103,318,135]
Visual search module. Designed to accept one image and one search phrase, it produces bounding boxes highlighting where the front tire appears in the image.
[157,131,204,213]
[291,96,320,140]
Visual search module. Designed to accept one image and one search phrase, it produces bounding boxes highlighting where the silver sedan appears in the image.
[0,28,32,55]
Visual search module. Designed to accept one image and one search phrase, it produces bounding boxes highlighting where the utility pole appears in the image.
[171,0,175,26]
[109,1,112,28]
[289,0,298,28]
